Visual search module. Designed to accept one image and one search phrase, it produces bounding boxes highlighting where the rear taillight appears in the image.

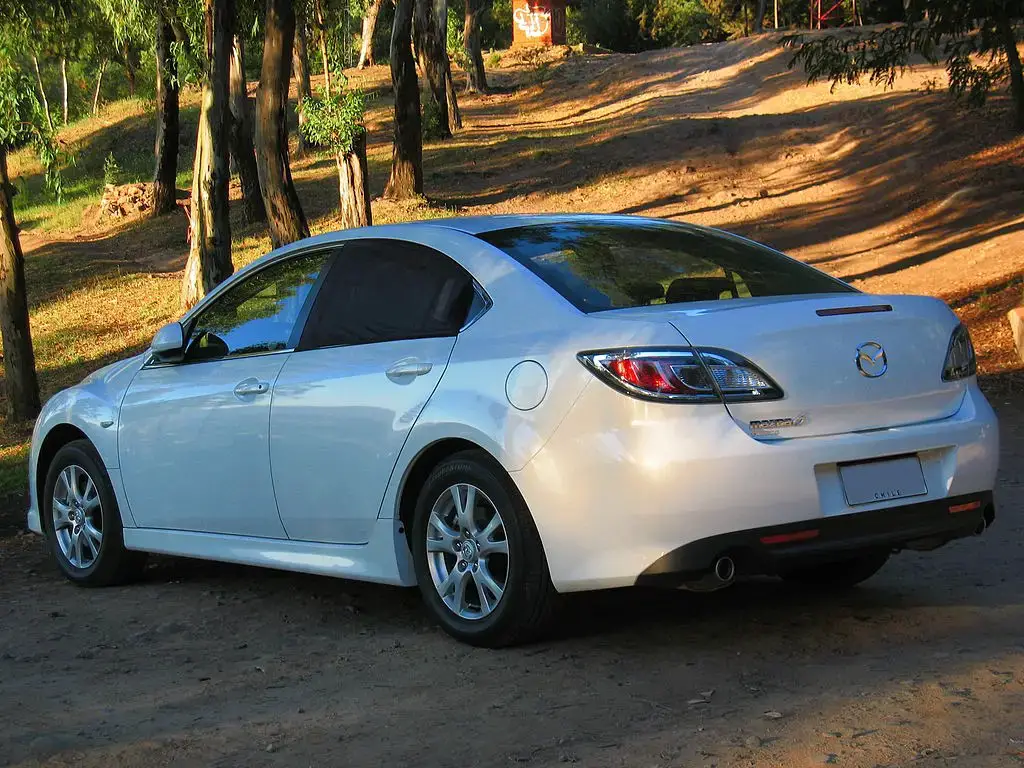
[577,348,783,403]
[942,324,976,381]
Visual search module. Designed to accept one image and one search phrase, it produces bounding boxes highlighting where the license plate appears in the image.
[839,455,927,506]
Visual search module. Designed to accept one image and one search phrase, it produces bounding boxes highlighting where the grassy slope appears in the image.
[2,37,1022,502]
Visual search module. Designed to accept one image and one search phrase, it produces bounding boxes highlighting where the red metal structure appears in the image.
[810,0,858,28]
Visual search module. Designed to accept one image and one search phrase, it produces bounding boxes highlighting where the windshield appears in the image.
[477,222,855,313]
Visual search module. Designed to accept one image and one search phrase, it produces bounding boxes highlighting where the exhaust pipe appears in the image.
[714,556,736,583]
[681,555,737,592]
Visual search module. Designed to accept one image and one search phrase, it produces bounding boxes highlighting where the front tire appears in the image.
[411,451,557,647]
[42,439,146,586]
[780,550,890,589]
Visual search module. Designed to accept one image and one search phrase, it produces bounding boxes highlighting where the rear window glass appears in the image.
[477,222,855,313]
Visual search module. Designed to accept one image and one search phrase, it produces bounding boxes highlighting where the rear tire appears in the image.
[780,550,890,589]
[42,439,147,587]
[411,450,558,647]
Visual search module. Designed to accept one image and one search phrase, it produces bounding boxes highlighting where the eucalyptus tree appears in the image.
[384,0,422,198]
[180,0,235,309]
[463,0,490,93]
[98,0,183,214]
[257,0,310,247]
[0,0,71,420]
[299,87,370,227]
[788,0,1024,130]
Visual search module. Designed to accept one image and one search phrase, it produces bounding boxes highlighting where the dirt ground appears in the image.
[0,396,1021,768]
[3,32,1024,768]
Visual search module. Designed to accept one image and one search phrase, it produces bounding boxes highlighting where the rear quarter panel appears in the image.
[375,232,688,520]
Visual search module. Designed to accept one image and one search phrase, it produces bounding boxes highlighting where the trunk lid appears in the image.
[613,294,966,439]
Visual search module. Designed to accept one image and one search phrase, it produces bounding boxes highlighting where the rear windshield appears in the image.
[477,222,855,313]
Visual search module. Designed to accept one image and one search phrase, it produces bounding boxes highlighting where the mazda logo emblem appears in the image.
[856,342,887,378]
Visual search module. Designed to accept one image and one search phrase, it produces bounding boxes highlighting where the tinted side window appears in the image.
[185,252,328,362]
[298,240,476,350]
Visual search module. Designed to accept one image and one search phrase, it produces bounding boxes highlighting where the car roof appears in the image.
[181,214,719,322]
[418,213,696,236]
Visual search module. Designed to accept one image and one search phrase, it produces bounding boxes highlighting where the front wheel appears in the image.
[411,451,557,647]
[42,439,146,586]
[780,550,890,589]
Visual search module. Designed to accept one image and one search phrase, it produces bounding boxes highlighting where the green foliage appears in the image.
[568,0,726,50]
[650,0,724,46]
[786,0,1024,128]
[483,0,512,49]
[0,65,38,148]
[298,87,367,154]
[421,90,445,140]
[447,6,467,69]
[103,151,121,185]
[0,58,63,202]
[567,0,641,51]
[486,50,502,68]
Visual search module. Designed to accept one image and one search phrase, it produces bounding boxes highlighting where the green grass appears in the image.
[9,97,199,235]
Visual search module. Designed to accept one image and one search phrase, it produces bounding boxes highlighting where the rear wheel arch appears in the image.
[397,438,510,546]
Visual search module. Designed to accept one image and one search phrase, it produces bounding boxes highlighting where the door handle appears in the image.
[233,377,270,397]
[386,359,433,380]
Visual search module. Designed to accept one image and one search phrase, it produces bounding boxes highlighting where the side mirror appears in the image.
[151,322,185,363]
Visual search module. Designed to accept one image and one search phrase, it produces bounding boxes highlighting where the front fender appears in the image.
[28,354,145,533]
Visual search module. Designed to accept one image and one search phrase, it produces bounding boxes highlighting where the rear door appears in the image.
[269,239,482,544]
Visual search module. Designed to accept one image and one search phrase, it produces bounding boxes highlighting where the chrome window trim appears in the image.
[143,346,294,370]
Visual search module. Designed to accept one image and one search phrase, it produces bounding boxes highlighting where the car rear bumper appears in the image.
[512,379,999,593]
[636,491,994,586]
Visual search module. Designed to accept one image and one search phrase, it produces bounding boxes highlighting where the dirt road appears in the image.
[1,395,1021,768]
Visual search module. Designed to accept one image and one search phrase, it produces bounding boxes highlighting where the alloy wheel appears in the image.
[52,464,103,569]
[426,483,509,620]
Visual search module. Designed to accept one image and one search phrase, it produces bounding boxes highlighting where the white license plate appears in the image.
[839,456,928,506]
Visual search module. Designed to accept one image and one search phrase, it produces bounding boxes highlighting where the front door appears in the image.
[270,239,481,544]
[118,250,330,537]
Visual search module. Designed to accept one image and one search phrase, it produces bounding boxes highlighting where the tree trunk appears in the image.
[358,0,381,68]
[92,60,107,116]
[293,8,314,154]
[754,0,767,31]
[445,62,462,130]
[774,0,778,29]
[0,148,40,421]
[123,44,137,97]
[414,0,450,138]
[314,0,332,96]
[463,0,488,94]
[60,58,69,125]
[31,56,54,133]
[181,0,235,310]
[257,0,311,248]
[384,0,423,198]
[337,132,372,228]
[152,19,180,216]
[230,35,267,222]
[998,13,1024,131]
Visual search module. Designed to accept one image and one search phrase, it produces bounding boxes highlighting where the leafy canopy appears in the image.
[785,0,1024,128]
[298,87,367,154]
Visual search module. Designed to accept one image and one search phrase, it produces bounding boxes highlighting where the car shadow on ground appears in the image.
[129,535,1014,651]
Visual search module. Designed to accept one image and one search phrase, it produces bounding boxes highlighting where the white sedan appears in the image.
[27,215,998,646]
